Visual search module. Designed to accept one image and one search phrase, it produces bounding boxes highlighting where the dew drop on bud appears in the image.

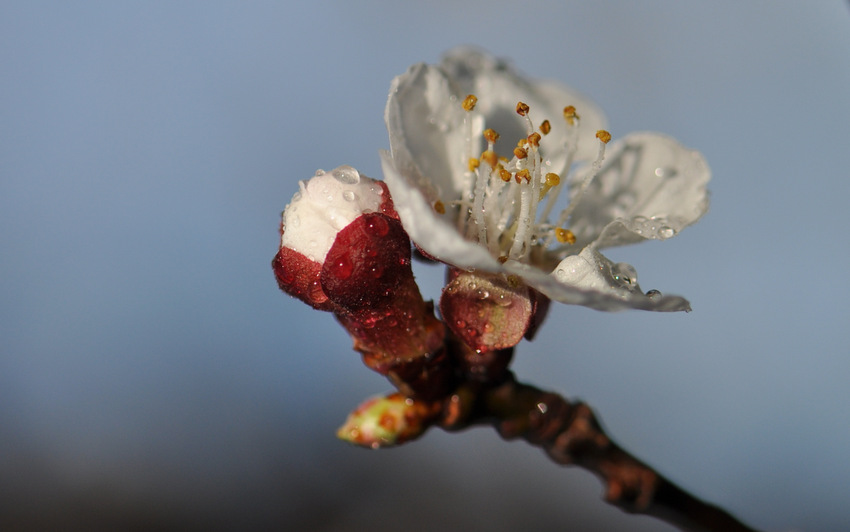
[612,262,638,287]
[331,165,361,185]
[646,289,662,300]
[342,190,357,202]
[330,254,354,280]
[365,216,389,236]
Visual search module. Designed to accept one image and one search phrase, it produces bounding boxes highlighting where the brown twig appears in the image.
[438,372,759,532]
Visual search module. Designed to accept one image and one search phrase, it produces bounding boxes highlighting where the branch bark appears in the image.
[438,374,759,532]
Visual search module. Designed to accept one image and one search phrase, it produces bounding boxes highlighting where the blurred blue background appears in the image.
[2,2,849,530]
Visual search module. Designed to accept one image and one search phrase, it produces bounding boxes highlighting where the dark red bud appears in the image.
[321,213,412,311]
[272,247,334,311]
[440,271,534,353]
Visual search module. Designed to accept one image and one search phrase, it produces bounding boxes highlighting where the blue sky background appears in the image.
[2,2,849,530]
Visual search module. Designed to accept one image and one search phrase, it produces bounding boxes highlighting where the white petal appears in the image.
[507,248,691,312]
[385,62,474,204]
[380,151,501,271]
[565,132,710,249]
[280,167,384,263]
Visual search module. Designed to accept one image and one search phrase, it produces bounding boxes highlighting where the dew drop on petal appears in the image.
[314,168,325,176]
[654,167,677,179]
[658,226,676,239]
[290,215,301,228]
[343,190,357,202]
[611,262,638,287]
[332,165,361,184]
[646,289,662,300]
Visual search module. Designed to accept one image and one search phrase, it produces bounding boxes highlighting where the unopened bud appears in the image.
[337,392,437,448]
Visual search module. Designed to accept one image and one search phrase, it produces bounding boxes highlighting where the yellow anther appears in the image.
[483,128,500,143]
[499,168,512,182]
[556,228,576,244]
[545,173,560,186]
[539,120,551,135]
[513,146,528,159]
[596,129,612,144]
[563,105,579,125]
[516,168,531,182]
[516,101,530,116]
[517,138,527,147]
[462,94,478,112]
[468,157,480,171]
[481,150,498,168]
[434,200,446,214]
[497,256,509,264]
[527,132,541,147]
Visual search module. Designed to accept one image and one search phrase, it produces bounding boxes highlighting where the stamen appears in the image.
[545,173,560,187]
[499,168,512,182]
[555,228,576,244]
[539,120,551,135]
[514,146,528,159]
[483,128,500,143]
[434,200,446,214]
[515,168,531,183]
[480,150,496,168]
[462,94,478,112]
[527,132,541,147]
[539,105,580,226]
[563,105,579,125]
[516,101,530,116]
[468,157,480,172]
[553,132,610,236]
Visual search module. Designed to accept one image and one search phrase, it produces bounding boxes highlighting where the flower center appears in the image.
[448,95,610,264]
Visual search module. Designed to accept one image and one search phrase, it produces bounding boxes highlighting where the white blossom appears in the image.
[382,48,709,311]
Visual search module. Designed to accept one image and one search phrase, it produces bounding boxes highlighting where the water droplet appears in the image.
[343,190,357,202]
[658,226,675,239]
[290,215,301,228]
[314,168,325,176]
[330,254,353,280]
[612,262,638,287]
[308,280,325,302]
[326,195,334,203]
[331,165,360,184]
[646,289,662,300]
[475,289,490,300]
[455,319,467,328]
[370,264,384,279]
[291,191,302,202]
[365,216,389,236]
[655,167,677,179]
[495,294,512,307]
